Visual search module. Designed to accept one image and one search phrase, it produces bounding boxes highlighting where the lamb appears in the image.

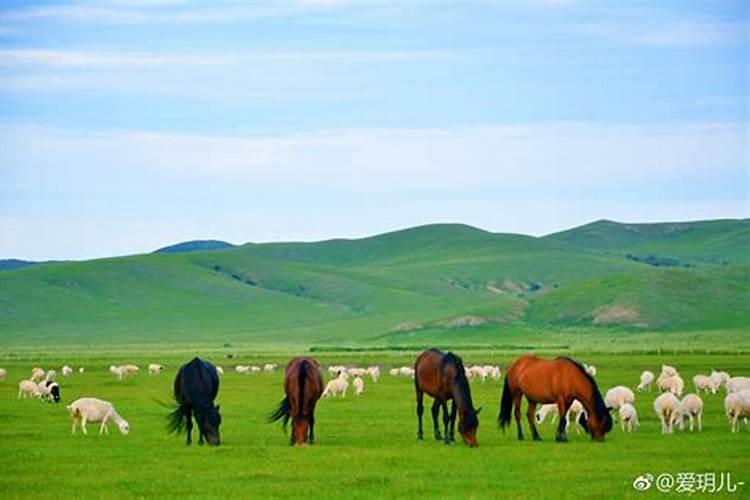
[389,368,399,377]
[322,375,349,398]
[726,377,750,394]
[110,364,139,380]
[724,390,750,433]
[692,375,717,395]
[215,366,224,375]
[0,368,6,382]
[678,394,704,432]
[353,376,364,396]
[584,364,597,377]
[661,364,679,377]
[658,374,684,396]
[654,392,681,434]
[30,367,45,382]
[148,364,165,375]
[535,401,586,433]
[399,367,415,378]
[605,386,635,411]
[618,403,639,432]
[710,370,730,389]
[38,380,61,403]
[250,366,261,373]
[61,366,73,377]
[535,404,559,424]
[468,366,488,381]
[263,363,277,372]
[235,365,250,374]
[637,370,655,391]
[18,379,41,398]
[67,397,130,435]
[367,366,380,383]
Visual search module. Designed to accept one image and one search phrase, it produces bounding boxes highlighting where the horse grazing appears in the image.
[268,357,324,446]
[168,357,222,446]
[498,355,612,442]
[414,348,481,447]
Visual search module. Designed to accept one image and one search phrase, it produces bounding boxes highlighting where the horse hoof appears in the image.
[434,433,443,441]
[556,435,568,443]
[533,435,542,442]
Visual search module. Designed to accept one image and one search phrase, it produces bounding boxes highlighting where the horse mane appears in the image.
[180,358,219,413]
[442,352,478,429]
[559,356,610,425]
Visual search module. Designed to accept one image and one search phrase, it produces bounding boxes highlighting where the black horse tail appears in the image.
[498,376,512,430]
[167,404,187,434]
[267,397,291,430]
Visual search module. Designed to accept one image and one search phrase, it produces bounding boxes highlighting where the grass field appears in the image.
[1,349,748,499]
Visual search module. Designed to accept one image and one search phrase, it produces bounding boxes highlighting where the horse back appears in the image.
[175,357,219,406]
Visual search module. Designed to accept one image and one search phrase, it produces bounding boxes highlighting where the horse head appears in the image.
[459,406,481,447]
[199,404,222,446]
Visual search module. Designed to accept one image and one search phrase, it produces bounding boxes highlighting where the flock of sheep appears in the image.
[3,359,749,438]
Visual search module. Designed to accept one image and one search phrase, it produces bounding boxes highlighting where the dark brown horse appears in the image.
[415,348,481,447]
[268,356,324,445]
[498,355,612,442]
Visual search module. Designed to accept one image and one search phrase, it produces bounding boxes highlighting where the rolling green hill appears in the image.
[0,219,747,347]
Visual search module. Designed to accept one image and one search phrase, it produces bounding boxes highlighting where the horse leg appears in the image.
[185,408,193,445]
[513,393,524,441]
[526,400,541,441]
[431,400,442,440]
[441,401,451,444]
[555,399,569,442]
[308,414,315,444]
[416,387,424,440]
[448,400,457,443]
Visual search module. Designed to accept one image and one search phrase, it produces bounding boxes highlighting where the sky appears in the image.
[0,0,748,260]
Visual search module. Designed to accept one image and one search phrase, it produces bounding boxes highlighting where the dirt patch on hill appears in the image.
[439,315,488,328]
[389,322,424,333]
[592,305,647,327]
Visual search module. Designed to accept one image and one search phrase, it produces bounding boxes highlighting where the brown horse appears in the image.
[498,355,612,442]
[268,356,324,445]
[415,348,481,447]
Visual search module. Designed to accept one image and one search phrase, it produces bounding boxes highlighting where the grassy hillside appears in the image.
[0,220,747,347]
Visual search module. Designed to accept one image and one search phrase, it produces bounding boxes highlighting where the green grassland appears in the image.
[0,350,748,499]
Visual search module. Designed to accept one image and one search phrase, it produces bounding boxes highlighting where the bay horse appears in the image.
[268,356,324,445]
[414,348,481,447]
[498,355,612,442]
[168,357,222,446]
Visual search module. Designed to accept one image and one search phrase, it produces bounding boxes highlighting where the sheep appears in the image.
[724,390,750,432]
[535,401,586,433]
[367,366,380,383]
[250,366,261,373]
[353,376,364,396]
[328,365,346,375]
[584,364,597,377]
[148,364,165,375]
[487,366,502,380]
[38,380,61,403]
[78,367,85,374]
[468,366,488,381]
[692,375,717,395]
[399,367,415,378]
[389,368,399,377]
[566,400,587,434]
[658,374,684,397]
[110,364,139,380]
[605,386,635,412]
[110,365,124,380]
[654,392,681,434]
[678,394,704,432]
[637,370,655,391]
[661,364,679,377]
[322,375,348,398]
[0,368,6,382]
[726,376,750,394]
[18,380,41,398]
[67,397,130,435]
[710,370,730,389]
[263,363,277,372]
[618,403,639,432]
[61,366,73,377]
[215,366,224,375]
[121,365,139,376]
[348,367,367,378]
[30,367,45,382]
[45,370,56,381]
[535,404,559,424]
[235,365,250,374]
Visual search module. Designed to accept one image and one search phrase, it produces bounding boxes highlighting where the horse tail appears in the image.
[167,404,188,434]
[267,397,291,430]
[498,376,513,430]
[297,359,308,421]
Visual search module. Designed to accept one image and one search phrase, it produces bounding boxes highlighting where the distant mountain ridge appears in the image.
[153,240,236,254]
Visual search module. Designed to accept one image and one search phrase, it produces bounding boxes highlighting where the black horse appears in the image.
[168,357,222,446]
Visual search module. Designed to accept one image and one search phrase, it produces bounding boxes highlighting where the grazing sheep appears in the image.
[535,404,559,424]
[535,400,586,433]
[678,394,704,432]
[654,392,681,434]
[487,366,502,380]
[658,374,684,396]
[661,364,679,377]
[67,397,130,435]
[18,380,41,398]
[618,403,639,432]
[724,390,750,433]
[389,368,399,377]
[78,367,85,374]
[61,366,73,377]
[692,375,717,395]
[0,368,6,382]
[353,376,364,396]
[38,380,61,403]
[322,375,349,398]
[726,376,750,394]
[348,367,367,378]
[148,364,165,375]
[45,370,56,381]
[215,366,224,375]
[263,363,277,372]
[110,364,139,380]
[584,364,597,377]
[250,366,261,373]
[398,367,415,378]
[30,368,45,382]
[566,400,587,434]
[710,370,730,389]
[235,365,250,374]
[637,370,655,391]
[367,366,380,383]
[605,386,635,411]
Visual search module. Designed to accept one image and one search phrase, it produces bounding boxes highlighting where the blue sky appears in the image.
[0,0,747,260]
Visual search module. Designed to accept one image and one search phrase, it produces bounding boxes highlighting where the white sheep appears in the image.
[658,374,684,396]
[399,367,415,378]
[18,379,41,398]
[353,376,364,396]
[45,369,56,381]
[61,366,73,377]
[0,368,6,382]
[605,386,635,411]
[215,366,224,375]
[535,403,559,424]
[367,366,380,383]
[68,397,130,435]
[567,400,587,433]
[654,392,681,434]
[235,365,250,374]
[661,364,679,377]
[724,390,750,433]
[389,368,399,377]
[78,367,85,374]
[618,403,639,432]
[30,367,45,382]
[692,375,717,395]
[710,370,730,389]
[468,366,488,381]
[348,367,367,378]
[637,370,655,391]
[263,363,277,372]
[678,394,704,432]
[487,366,502,380]
[584,364,597,377]
[726,377,750,394]
[322,375,349,398]
[250,366,261,373]
[110,364,139,380]
[148,364,164,375]
[535,401,586,433]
